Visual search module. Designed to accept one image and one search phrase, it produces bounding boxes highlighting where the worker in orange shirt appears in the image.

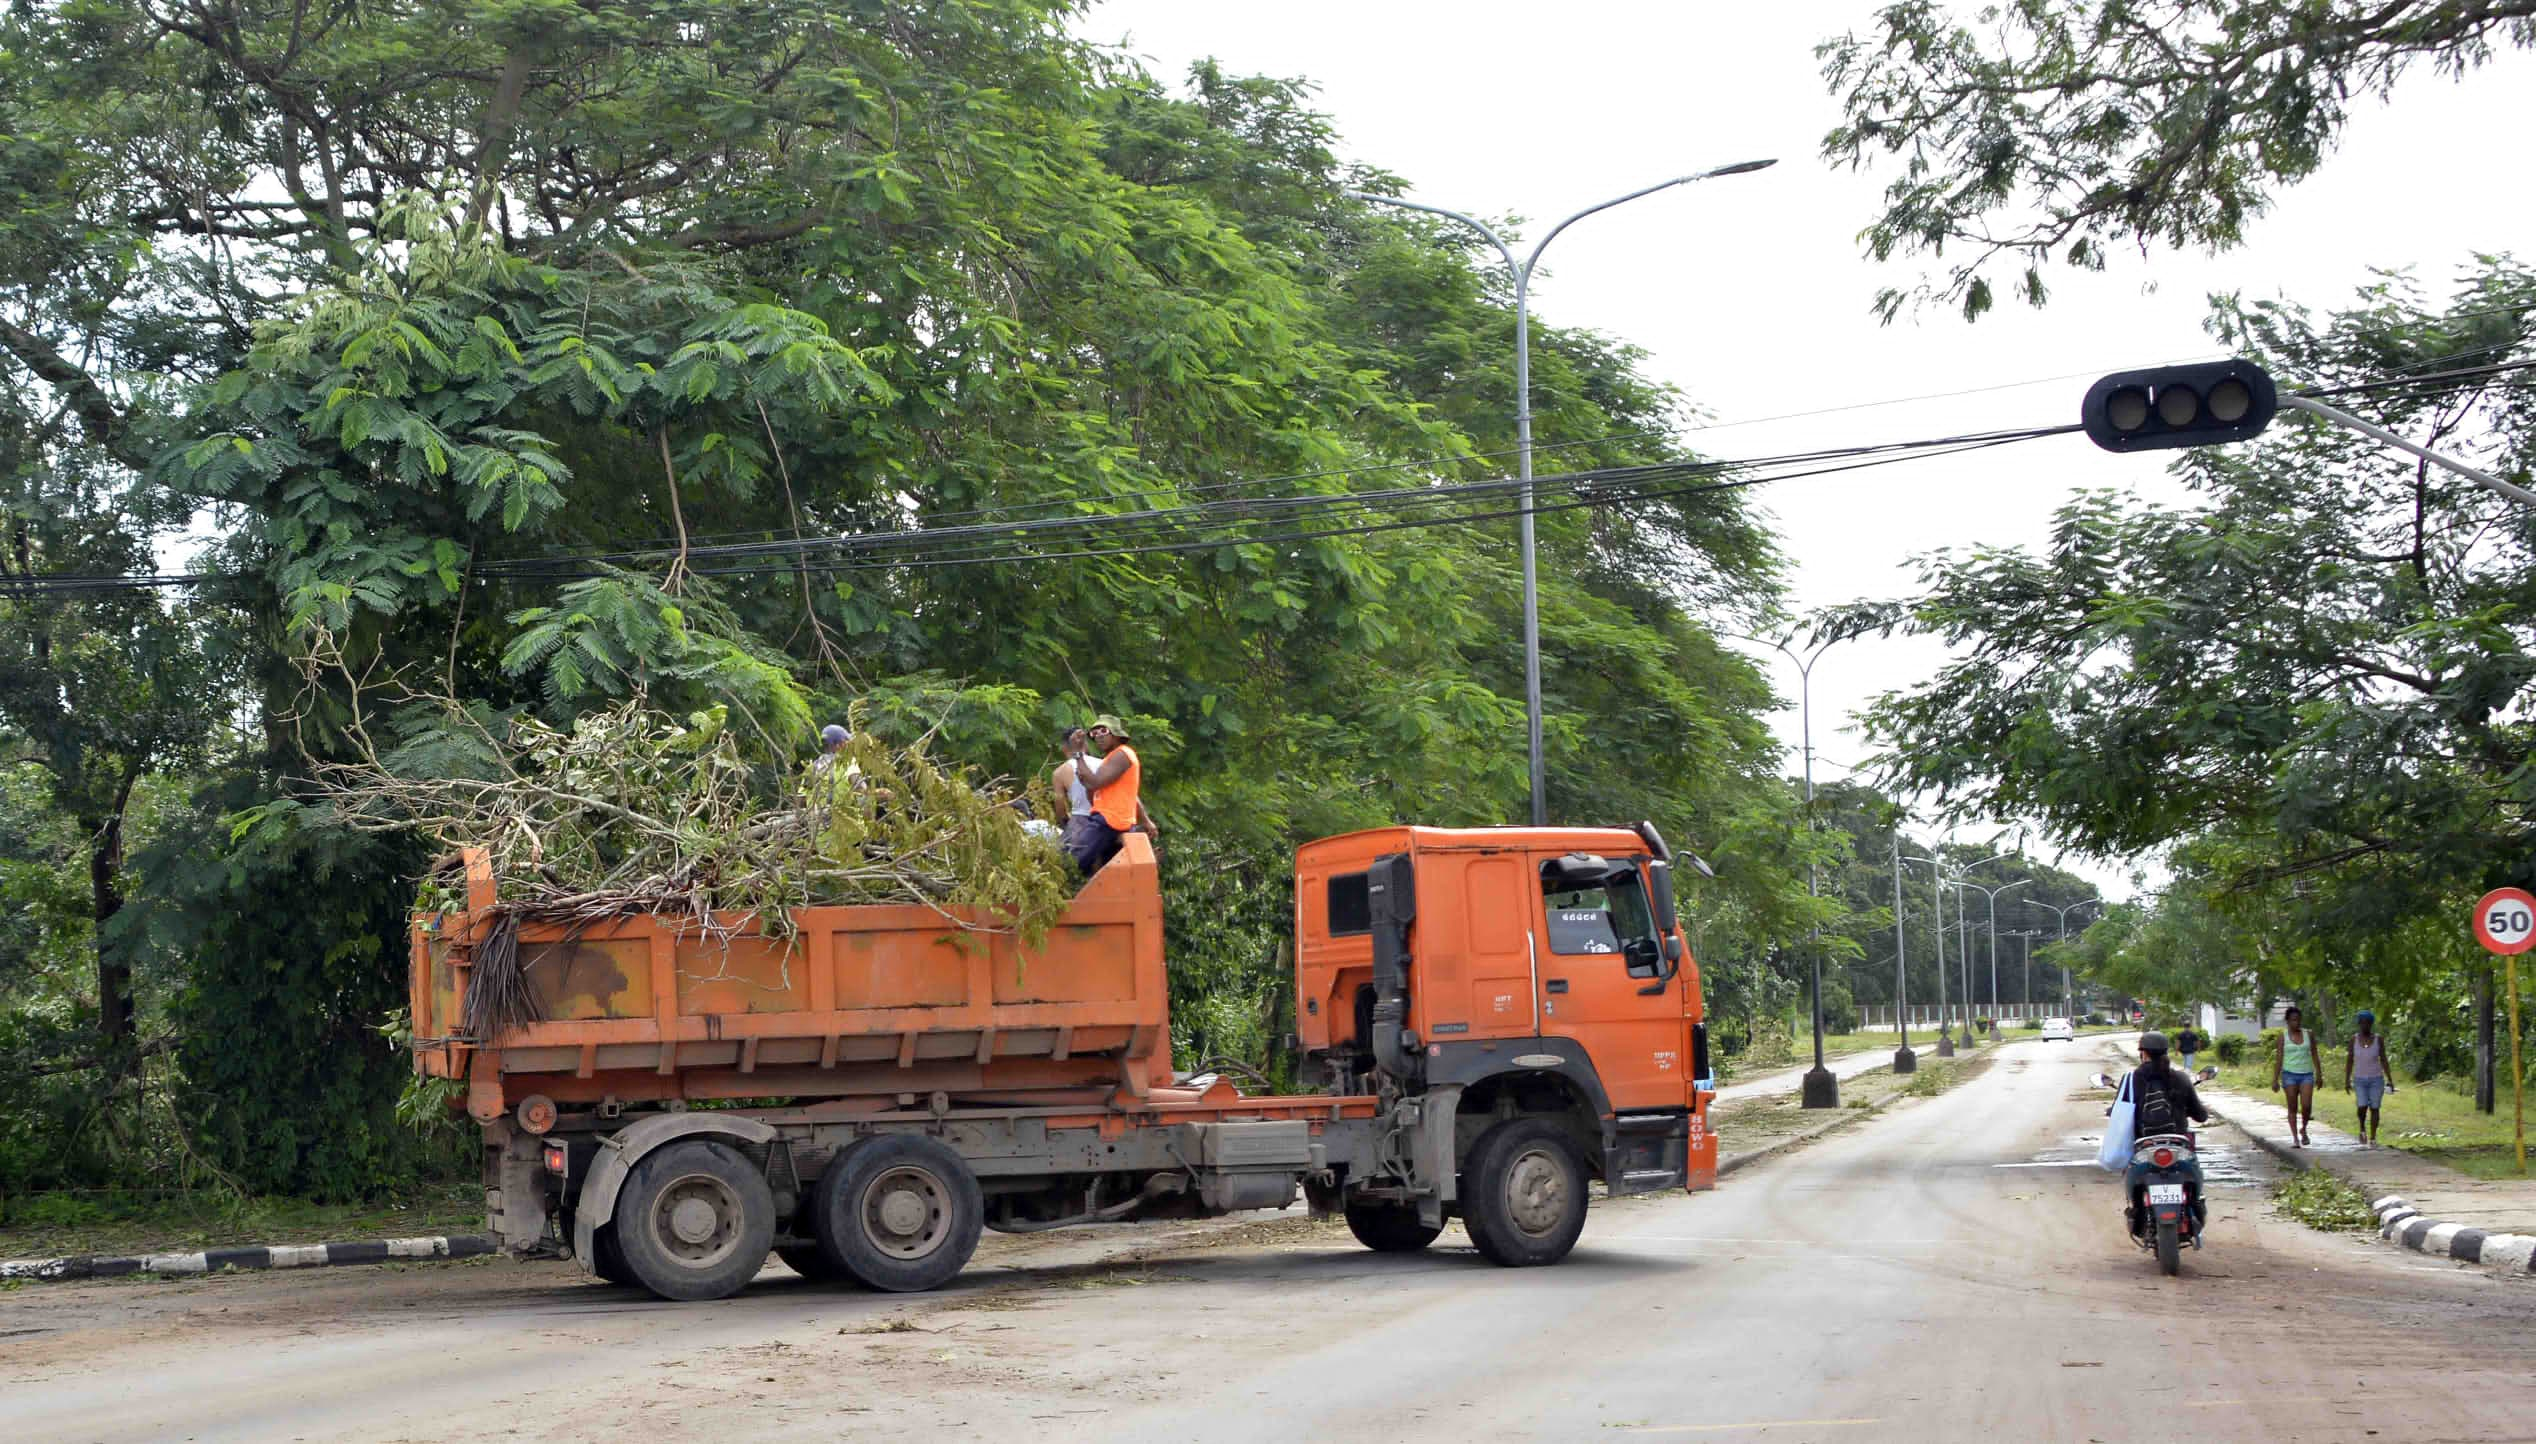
[1063,714,1154,875]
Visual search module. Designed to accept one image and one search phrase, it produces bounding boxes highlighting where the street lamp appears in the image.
[1899,854,1958,1055]
[1955,877,2033,1029]
[1926,849,2013,1045]
[1889,827,1916,1074]
[1726,630,1848,1108]
[1346,159,1777,826]
[2030,895,2104,1017]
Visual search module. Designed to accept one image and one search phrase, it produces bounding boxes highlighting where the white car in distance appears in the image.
[2041,1017,2076,1042]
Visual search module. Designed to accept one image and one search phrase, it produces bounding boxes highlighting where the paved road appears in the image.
[6,1039,2530,1442]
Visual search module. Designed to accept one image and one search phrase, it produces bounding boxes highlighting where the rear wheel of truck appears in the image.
[1344,1201,1443,1253]
[613,1140,777,1301]
[1461,1118,1587,1268]
[812,1134,983,1293]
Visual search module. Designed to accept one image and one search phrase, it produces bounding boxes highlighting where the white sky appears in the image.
[1081,0,2536,900]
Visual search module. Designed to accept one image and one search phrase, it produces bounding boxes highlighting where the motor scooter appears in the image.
[2097,1067,2218,1276]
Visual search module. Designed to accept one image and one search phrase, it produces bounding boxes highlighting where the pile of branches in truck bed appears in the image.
[305,696,1074,964]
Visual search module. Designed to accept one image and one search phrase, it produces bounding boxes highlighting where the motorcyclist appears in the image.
[2123,1031,2210,1236]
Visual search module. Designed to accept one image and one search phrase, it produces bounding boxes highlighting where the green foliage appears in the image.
[1819,1,2536,318]
[144,802,465,1200]
[1845,260,2535,1093]
[2216,1033,2249,1066]
[2273,1167,2379,1233]
[0,3,1803,1200]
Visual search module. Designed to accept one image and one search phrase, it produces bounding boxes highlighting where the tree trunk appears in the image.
[2475,960,2497,1114]
[83,767,142,1063]
[88,805,133,1052]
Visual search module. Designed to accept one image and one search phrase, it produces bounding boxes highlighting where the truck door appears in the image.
[1531,855,1690,1113]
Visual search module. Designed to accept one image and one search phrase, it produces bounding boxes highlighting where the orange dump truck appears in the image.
[412,824,1718,1299]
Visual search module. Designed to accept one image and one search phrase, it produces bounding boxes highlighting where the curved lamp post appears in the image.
[1344,160,1776,827]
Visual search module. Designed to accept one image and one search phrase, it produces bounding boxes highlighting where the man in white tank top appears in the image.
[2343,1009,2393,1145]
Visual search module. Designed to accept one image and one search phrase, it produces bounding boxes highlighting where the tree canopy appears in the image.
[0,2,1807,1194]
[1819,1,2536,318]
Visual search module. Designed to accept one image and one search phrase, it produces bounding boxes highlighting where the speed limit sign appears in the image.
[2473,888,2536,955]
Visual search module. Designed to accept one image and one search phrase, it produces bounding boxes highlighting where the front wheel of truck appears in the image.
[613,1139,777,1301]
[1461,1118,1587,1268]
[1344,1201,1443,1252]
[812,1134,983,1293]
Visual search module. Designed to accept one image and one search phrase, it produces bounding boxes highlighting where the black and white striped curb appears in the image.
[1,1234,494,1283]
[2371,1196,2536,1275]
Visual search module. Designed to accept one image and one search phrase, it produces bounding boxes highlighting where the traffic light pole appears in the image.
[2277,396,2536,507]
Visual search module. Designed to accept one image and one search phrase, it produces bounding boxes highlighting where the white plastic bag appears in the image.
[2096,1072,2136,1171]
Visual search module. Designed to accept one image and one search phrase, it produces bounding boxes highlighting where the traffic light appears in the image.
[2080,359,2278,453]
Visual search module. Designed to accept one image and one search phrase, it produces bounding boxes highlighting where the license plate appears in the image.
[2146,1183,2186,1205]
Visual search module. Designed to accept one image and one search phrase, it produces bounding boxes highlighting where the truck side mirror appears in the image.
[1646,860,1677,935]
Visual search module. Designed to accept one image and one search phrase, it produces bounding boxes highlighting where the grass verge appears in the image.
[2209,1059,2534,1180]
[0,1181,483,1261]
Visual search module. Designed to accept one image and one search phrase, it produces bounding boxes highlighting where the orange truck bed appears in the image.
[413,836,1179,1125]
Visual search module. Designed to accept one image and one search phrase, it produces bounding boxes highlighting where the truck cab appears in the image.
[1294,823,1718,1226]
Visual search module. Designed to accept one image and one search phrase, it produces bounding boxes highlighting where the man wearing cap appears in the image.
[1063,714,1152,876]
[2344,1009,2393,1145]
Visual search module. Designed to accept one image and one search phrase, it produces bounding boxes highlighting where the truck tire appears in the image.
[612,1139,777,1301]
[812,1134,982,1293]
[1344,1201,1442,1253]
[776,1244,850,1283]
[1460,1118,1587,1268]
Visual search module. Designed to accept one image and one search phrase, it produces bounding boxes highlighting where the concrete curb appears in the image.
[0,1233,495,1283]
[2189,1083,2536,1283]
[2368,1196,2536,1276]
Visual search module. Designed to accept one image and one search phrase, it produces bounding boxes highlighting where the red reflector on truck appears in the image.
[543,1142,568,1176]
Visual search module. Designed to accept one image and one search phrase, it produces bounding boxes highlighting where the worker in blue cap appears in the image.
[810,723,866,799]
[2344,1008,2393,1145]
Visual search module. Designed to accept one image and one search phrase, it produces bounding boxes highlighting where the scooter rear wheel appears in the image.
[2155,1217,2181,1276]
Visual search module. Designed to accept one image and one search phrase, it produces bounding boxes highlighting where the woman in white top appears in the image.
[2344,1009,2393,1145]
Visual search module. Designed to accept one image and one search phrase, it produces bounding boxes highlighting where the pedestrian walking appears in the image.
[2344,1009,2394,1146]
[2271,1005,2322,1147]
[2175,1023,2202,1075]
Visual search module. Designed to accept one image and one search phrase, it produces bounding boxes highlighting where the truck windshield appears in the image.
[1543,869,1660,976]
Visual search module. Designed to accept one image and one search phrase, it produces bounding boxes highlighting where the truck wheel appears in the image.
[1461,1118,1587,1268]
[812,1134,982,1293]
[776,1244,850,1283]
[1344,1201,1442,1253]
[589,1224,634,1287]
[613,1139,776,1302]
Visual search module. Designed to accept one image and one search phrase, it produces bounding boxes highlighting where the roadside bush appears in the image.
[1974,1016,1994,1034]
[2215,1033,2248,1066]
[2019,1017,2042,1030]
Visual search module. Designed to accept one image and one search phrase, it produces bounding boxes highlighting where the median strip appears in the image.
[1,1233,495,1283]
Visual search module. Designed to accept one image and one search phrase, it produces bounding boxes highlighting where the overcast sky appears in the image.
[1079,0,2535,899]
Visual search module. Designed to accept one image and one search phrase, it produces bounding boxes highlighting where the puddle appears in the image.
[2003,1133,2261,1187]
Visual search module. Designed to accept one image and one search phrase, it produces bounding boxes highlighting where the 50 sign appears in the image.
[2473,888,2536,956]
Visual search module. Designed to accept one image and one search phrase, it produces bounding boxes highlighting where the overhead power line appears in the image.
[4,355,2529,601]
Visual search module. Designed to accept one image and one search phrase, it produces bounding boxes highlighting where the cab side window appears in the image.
[1543,868,1661,978]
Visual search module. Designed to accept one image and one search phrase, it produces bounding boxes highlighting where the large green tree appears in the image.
[0,3,1804,1193]
[1841,259,2536,1102]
